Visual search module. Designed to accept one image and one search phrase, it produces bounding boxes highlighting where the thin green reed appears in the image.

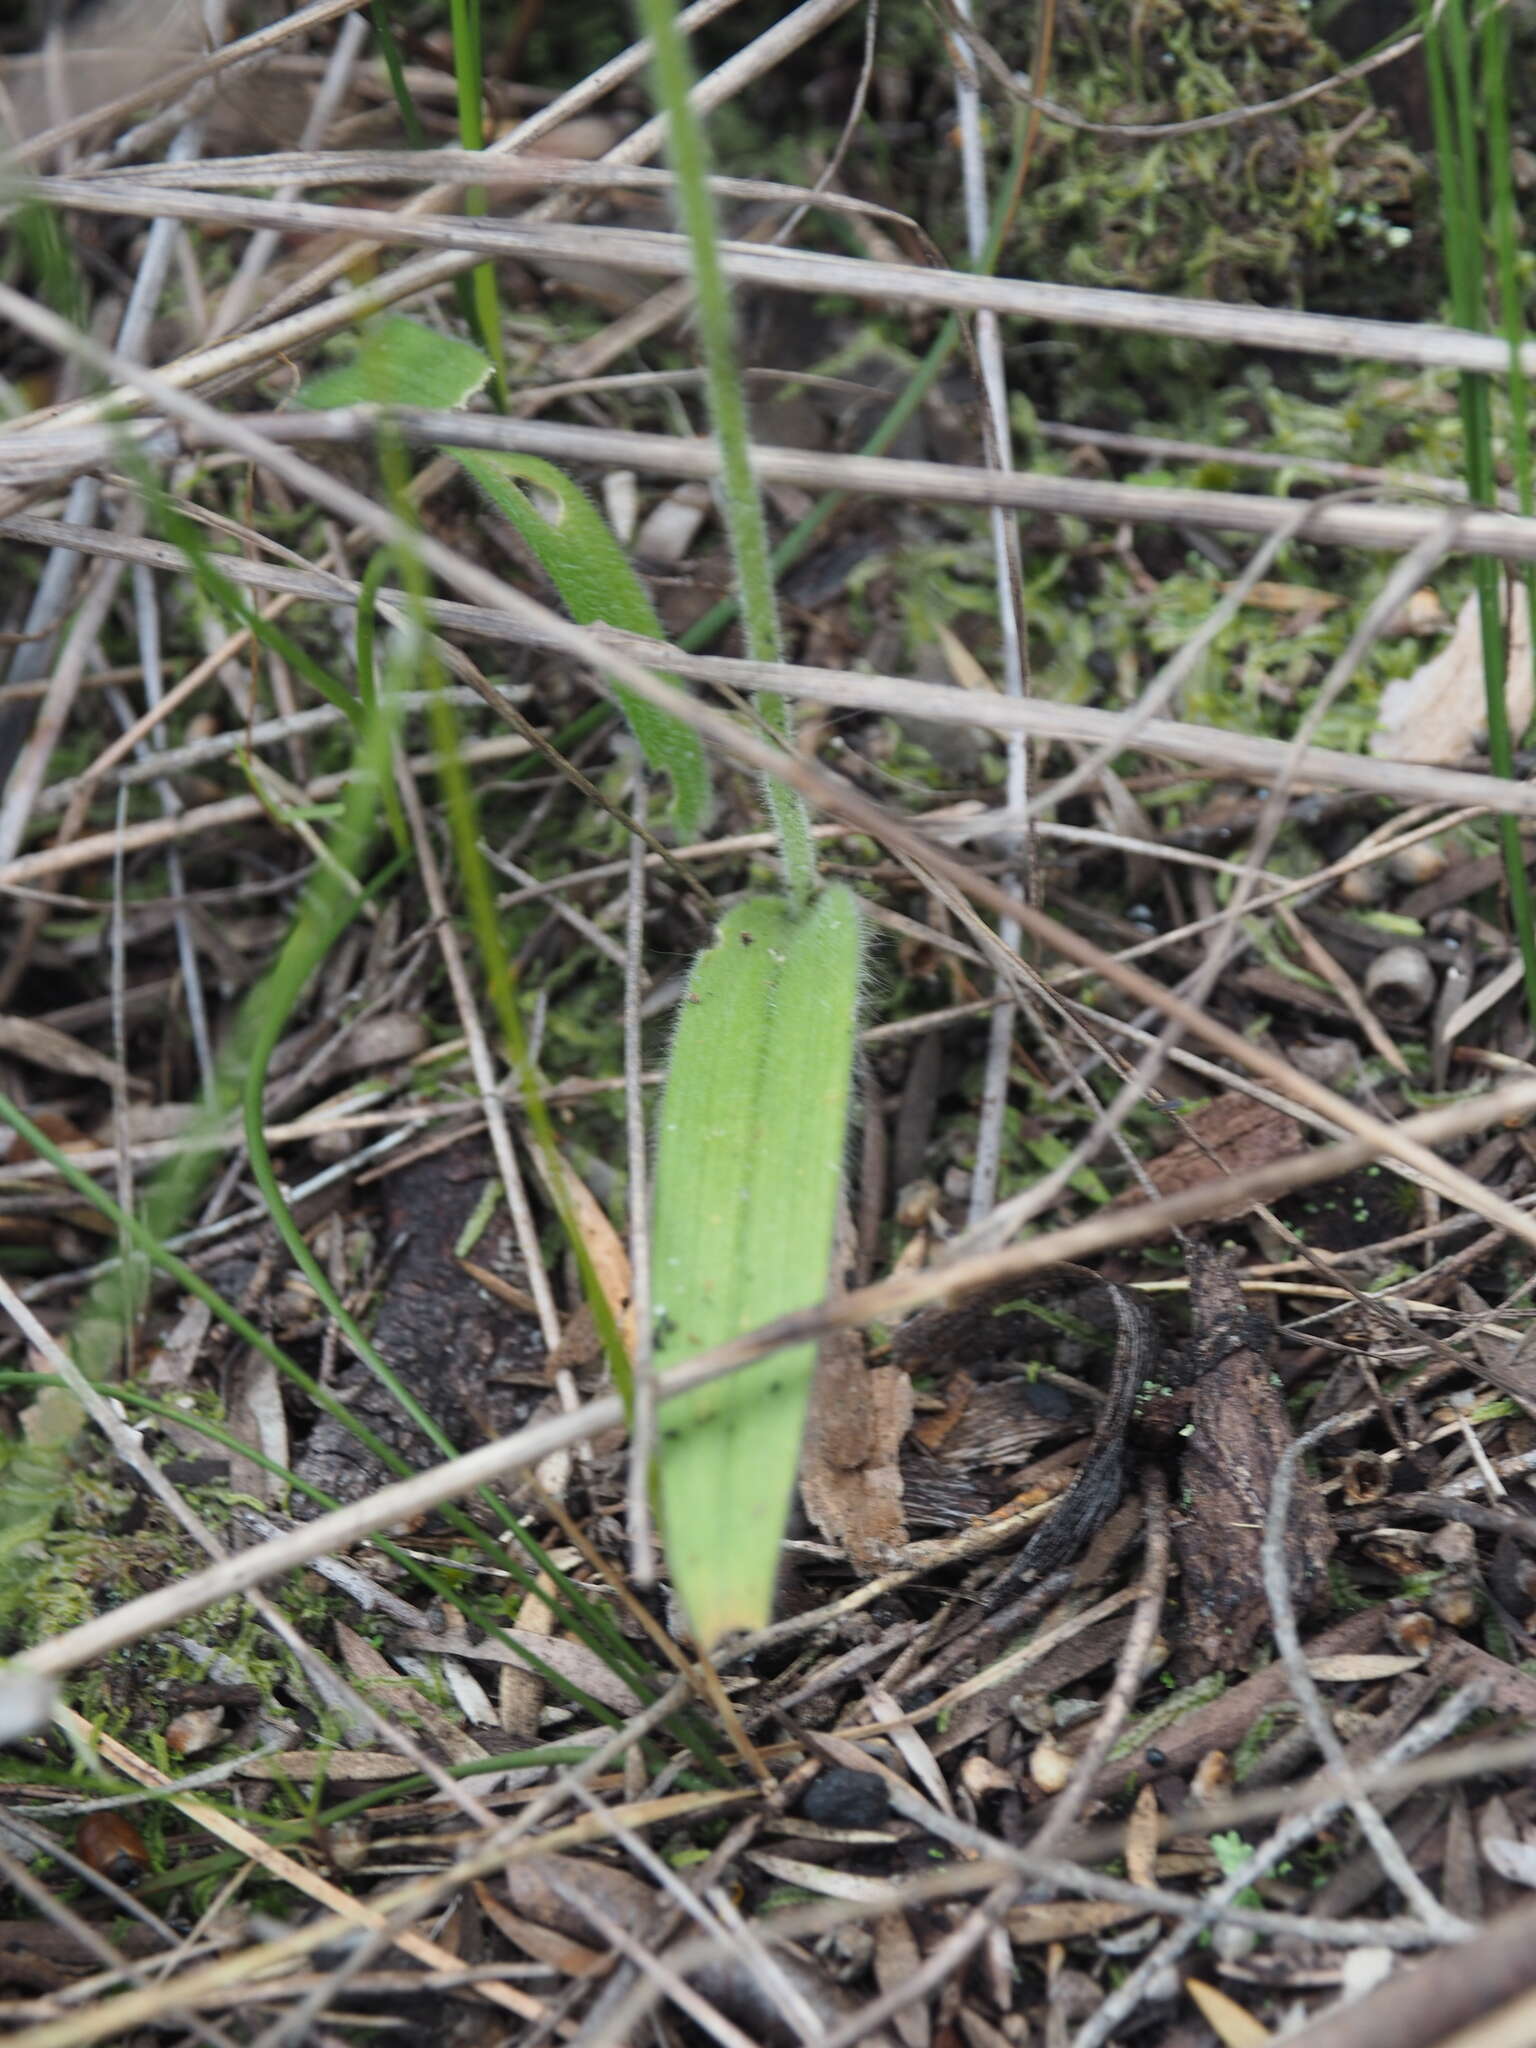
[634,0,817,904]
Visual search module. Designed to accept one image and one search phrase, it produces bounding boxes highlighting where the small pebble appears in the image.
[800,1766,890,1829]
[1388,841,1448,886]
[1023,1378,1075,1421]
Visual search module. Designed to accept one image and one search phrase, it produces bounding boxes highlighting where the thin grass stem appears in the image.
[635,0,817,904]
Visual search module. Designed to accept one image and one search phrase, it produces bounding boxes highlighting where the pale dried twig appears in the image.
[14,184,1536,383]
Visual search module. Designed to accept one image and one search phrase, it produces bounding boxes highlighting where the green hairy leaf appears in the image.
[300,315,492,412]
[651,885,863,1647]
[457,449,709,837]
[297,317,709,834]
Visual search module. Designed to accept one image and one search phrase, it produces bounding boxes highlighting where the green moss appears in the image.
[991,0,1423,319]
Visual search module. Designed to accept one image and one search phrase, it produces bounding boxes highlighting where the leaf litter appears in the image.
[5,3,1536,2046]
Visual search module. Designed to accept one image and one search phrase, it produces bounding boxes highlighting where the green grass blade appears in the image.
[303,322,644,1426]
[1421,0,1536,1030]
[143,476,364,734]
[652,885,863,1646]
[367,2,429,150]
[13,197,88,334]
[447,0,507,407]
[300,318,709,833]
[1483,0,1536,690]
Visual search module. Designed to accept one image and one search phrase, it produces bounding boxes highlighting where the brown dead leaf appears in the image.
[1479,1794,1536,1889]
[1185,1977,1272,2046]
[472,1881,609,1976]
[223,1351,288,1506]
[335,1624,490,1767]
[1306,1652,1425,1683]
[0,1015,139,1094]
[1228,580,1342,619]
[401,1627,644,1712]
[1372,582,1533,764]
[1113,1094,1306,1220]
[862,1683,950,1813]
[499,1575,554,1745]
[532,1150,634,1349]
[747,1852,905,1905]
[236,1751,413,1781]
[1125,1782,1161,1891]
[503,1854,656,1942]
[1004,1901,1145,1945]
[1173,1249,1333,1672]
[934,619,997,692]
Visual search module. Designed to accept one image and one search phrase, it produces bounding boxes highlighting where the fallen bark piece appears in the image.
[801,1321,912,1570]
[1113,1093,1307,1221]
[1172,1248,1334,1673]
